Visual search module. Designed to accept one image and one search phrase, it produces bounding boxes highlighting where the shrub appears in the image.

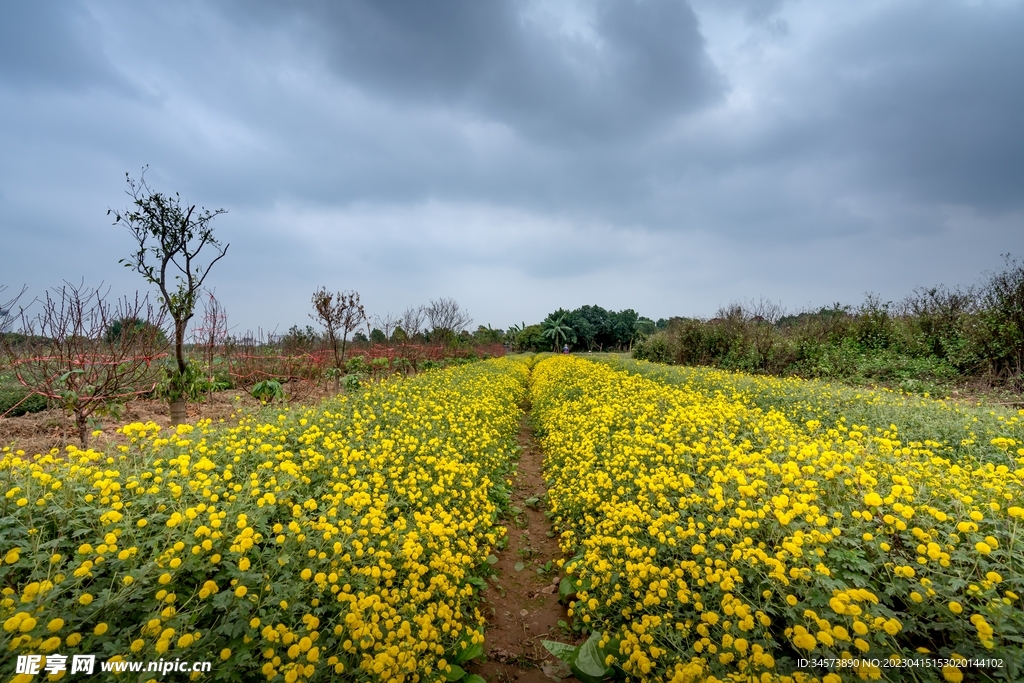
[0,386,47,417]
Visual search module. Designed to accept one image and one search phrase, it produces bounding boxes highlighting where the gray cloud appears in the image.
[0,0,1022,331]
[0,2,120,90]
[233,0,724,142]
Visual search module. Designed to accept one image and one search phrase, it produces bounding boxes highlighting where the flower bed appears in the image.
[1,358,528,682]
[533,356,1022,683]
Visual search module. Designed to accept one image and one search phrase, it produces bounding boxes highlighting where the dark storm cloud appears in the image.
[0,0,1022,330]
[234,0,724,141]
[819,2,1024,212]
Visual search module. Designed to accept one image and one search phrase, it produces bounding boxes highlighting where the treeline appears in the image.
[633,256,1024,391]
[509,305,653,352]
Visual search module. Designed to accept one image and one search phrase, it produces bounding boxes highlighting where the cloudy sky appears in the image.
[3,0,1023,334]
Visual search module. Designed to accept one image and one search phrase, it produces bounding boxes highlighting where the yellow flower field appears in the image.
[532,356,1023,683]
[603,356,1024,468]
[1,358,528,682]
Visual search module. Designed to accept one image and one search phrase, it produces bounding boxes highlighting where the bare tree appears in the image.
[190,289,230,395]
[399,305,426,340]
[5,282,167,447]
[0,285,28,334]
[311,288,366,391]
[374,312,399,345]
[111,169,229,424]
[424,298,472,338]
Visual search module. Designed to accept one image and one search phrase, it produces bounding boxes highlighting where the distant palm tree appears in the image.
[542,315,573,352]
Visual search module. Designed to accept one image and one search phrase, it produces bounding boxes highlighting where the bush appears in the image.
[0,386,47,417]
[976,256,1024,385]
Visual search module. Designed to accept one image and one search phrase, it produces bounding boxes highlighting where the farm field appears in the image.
[1,358,528,683]
[1,354,1023,682]
[533,356,1023,682]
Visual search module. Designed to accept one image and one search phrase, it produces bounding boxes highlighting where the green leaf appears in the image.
[466,577,487,589]
[514,561,525,572]
[464,676,487,683]
[453,641,484,665]
[485,554,498,565]
[444,665,467,681]
[558,577,576,601]
[571,631,613,683]
[541,640,578,665]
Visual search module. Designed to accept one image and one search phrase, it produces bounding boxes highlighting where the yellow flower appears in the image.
[942,666,963,682]
[220,648,232,660]
[235,585,247,598]
[94,623,109,635]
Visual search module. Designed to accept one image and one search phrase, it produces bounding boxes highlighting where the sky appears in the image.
[2,0,1023,335]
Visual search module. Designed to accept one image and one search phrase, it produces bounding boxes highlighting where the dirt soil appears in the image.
[470,413,579,683]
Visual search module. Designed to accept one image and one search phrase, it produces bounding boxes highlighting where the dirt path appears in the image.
[472,411,579,683]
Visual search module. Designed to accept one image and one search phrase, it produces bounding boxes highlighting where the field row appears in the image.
[533,356,1023,683]
[1,358,529,682]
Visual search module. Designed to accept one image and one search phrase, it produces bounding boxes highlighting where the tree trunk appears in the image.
[170,399,187,426]
[76,412,89,449]
[175,320,188,375]
[332,375,340,394]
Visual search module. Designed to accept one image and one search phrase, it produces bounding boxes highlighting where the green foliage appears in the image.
[516,324,548,352]
[344,355,368,375]
[153,360,209,403]
[342,373,363,393]
[542,314,575,351]
[633,259,1024,390]
[0,385,47,417]
[471,324,504,344]
[104,317,168,346]
[977,255,1024,384]
[279,324,321,351]
[250,379,284,403]
[538,305,641,351]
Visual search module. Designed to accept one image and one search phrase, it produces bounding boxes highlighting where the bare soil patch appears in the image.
[471,413,578,683]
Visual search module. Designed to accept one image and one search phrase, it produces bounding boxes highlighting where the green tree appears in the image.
[110,169,229,425]
[517,324,547,352]
[542,314,575,351]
